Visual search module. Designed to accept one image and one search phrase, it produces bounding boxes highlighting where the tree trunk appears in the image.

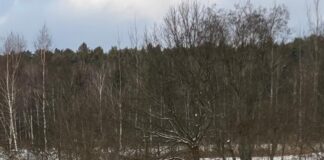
[42,49,47,152]
[30,112,34,146]
[229,145,236,160]
[239,137,252,160]
[118,47,123,160]
[269,143,278,160]
[42,59,47,152]
[118,102,123,157]
[190,146,200,160]
[281,142,286,160]
[6,53,18,152]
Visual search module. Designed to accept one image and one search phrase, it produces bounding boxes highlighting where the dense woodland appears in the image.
[1,1,324,160]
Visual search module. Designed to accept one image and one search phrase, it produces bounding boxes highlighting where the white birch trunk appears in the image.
[7,53,18,152]
[42,49,47,152]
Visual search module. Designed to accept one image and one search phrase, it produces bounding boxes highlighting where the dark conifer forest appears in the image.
[1,1,324,160]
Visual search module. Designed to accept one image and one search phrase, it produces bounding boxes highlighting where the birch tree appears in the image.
[91,64,106,135]
[307,0,323,121]
[0,32,26,152]
[34,24,52,152]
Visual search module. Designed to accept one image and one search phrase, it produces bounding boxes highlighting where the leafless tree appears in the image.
[91,64,106,135]
[162,1,226,48]
[307,0,323,122]
[34,24,52,152]
[0,32,26,153]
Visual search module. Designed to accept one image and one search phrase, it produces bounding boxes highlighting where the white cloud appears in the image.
[58,0,183,20]
[66,0,110,10]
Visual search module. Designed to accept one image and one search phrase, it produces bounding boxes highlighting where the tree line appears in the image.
[1,1,324,160]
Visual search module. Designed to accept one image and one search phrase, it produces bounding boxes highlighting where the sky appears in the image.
[0,0,323,51]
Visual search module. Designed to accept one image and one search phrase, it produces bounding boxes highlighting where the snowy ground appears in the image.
[200,153,323,160]
[0,149,58,160]
[0,149,323,160]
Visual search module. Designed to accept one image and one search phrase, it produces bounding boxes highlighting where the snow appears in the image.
[0,149,59,160]
[0,148,322,160]
[200,153,323,160]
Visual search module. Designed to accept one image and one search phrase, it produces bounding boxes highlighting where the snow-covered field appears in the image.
[201,153,323,160]
[0,149,323,160]
[0,149,58,160]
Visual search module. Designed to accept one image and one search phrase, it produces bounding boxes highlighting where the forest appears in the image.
[1,1,324,160]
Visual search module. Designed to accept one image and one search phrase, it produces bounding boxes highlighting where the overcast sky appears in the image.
[0,0,323,51]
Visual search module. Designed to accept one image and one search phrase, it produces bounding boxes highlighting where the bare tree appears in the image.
[307,0,323,122]
[265,5,289,160]
[91,64,106,135]
[34,24,52,152]
[162,1,225,48]
[0,32,26,153]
